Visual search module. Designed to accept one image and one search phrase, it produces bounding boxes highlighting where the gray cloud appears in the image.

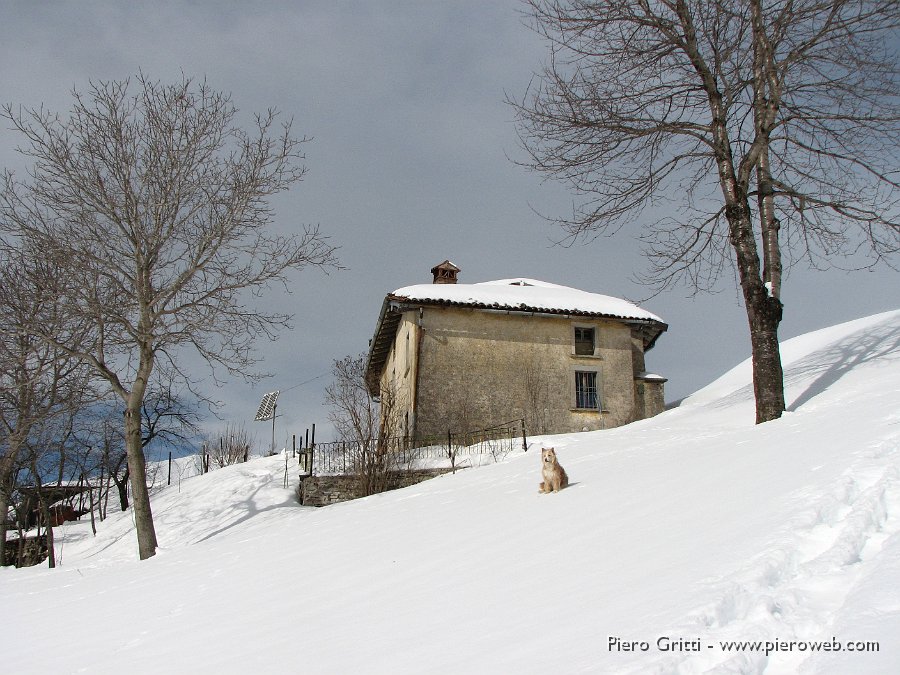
[2,1,896,445]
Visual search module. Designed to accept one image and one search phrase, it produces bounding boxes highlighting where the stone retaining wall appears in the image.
[298,468,456,507]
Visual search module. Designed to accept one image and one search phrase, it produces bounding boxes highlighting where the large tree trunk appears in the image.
[124,343,158,560]
[750,0,783,303]
[0,434,23,566]
[757,149,782,300]
[125,402,157,560]
[752,149,787,423]
[694,12,786,424]
[725,202,786,423]
[0,485,10,566]
[747,291,785,423]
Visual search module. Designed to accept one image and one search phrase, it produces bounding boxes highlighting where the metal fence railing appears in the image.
[298,418,527,477]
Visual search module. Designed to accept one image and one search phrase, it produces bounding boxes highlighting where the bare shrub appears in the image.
[325,354,406,497]
[203,423,255,470]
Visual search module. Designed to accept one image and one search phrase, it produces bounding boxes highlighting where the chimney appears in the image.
[430,260,460,284]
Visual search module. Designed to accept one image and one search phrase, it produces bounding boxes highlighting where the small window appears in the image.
[574,326,595,356]
[575,371,599,410]
[405,330,411,373]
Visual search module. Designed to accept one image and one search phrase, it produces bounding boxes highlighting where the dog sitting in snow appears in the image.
[539,447,568,493]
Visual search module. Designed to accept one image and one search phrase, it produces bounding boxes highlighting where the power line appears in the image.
[281,372,328,394]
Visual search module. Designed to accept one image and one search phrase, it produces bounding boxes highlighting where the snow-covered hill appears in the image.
[3,310,899,674]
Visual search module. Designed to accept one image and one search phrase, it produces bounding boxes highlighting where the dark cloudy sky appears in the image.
[1,1,896,445]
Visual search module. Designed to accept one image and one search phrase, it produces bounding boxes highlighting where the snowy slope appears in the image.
[2,310,899,674]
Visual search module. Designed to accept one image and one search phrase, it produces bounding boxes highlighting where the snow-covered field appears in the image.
[3,310,899,674]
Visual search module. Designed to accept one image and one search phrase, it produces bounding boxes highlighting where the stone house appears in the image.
[364,261,668,439]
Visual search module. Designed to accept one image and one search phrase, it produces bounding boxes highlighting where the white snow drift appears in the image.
[3,310,899,674]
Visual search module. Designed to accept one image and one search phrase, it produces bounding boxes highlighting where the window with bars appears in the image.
[575,371,599,410]
[574,326,595,356]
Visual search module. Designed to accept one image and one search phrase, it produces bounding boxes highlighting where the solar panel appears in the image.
[254,390,280,421]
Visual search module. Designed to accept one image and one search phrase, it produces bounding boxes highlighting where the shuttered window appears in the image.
[574,326,595,356]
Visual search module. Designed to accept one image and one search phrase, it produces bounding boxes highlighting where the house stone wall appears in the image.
[401,306,646,438]
[379,314,418,439]
[635,378,666,419]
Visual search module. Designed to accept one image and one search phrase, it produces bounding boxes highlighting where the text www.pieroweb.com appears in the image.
[608,636,880,657]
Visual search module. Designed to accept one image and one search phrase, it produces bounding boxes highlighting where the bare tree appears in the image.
[325,355,383,445]
[78,376,202,512]
[22,419,81,569]
[92,417,130,513]
[513,0,900,423]
[324,354,405,496]
[140,376,202,455]
[1,74,338,559]
[0,242,90,565]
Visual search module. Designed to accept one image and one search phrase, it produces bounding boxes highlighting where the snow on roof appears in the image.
[389,277,664,323]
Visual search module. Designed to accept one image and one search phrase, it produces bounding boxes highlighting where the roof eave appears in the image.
[387,293,666,332]
[364,297,405,397]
